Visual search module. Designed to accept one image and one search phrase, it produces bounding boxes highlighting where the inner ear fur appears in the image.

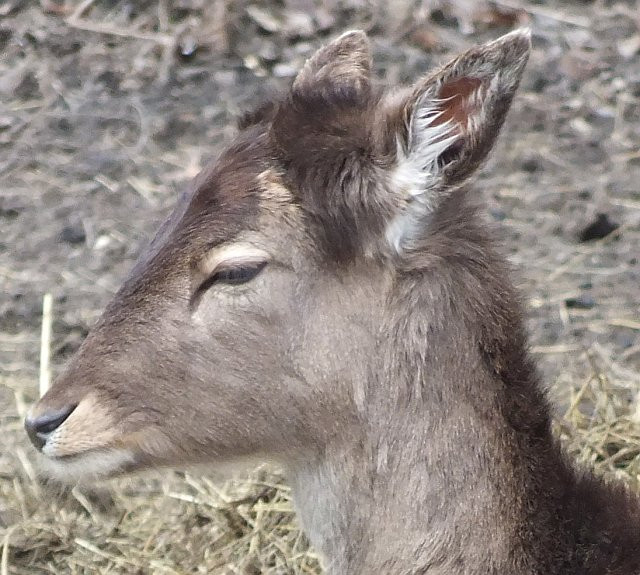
[379,29,531,254]
[398,29,532,185]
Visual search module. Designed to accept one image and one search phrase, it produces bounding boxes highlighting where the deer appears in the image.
[25,29,640,574]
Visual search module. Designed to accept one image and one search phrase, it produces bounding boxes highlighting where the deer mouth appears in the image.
[36,419,170,483]
[26,393,153,479]
[39,445,139,483]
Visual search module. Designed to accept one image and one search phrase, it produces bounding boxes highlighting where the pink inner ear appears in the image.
[435,77,484,133]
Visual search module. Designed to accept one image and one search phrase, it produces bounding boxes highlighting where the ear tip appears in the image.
[333,29,371,51]
[474,27,531,79]
[290,28,372,100]
[495,27,532,57]
[337,29,369,41]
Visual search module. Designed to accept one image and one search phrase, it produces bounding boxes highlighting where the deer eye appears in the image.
[193,244,270,309]
[194,261,267,303]
[210,261,267,286]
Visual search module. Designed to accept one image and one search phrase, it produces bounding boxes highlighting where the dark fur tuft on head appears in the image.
[237,101,278,131]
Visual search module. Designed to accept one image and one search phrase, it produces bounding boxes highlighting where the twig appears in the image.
[612,198,640,210]
[493,0,590,27]
[564,373,594,420]
[67,0,96,20]
[75,20,173,46]
[545,224,626,283]
[66,17,176,46]
[39,293,53,398]
[608,318,640,331]
[66,0,175,47]
[531,344,581,354]
[1,527,15,575]
[74,538,140,568]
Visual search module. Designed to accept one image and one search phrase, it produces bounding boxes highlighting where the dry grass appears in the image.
[554,348,640,488]
[1,455,320,574]
[1,0,639,573]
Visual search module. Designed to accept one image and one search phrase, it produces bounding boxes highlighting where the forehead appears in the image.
[178,127,271,247]
[129,127,278,280]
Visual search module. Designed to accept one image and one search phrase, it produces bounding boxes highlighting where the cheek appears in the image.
[191,291,249,330]
[190,274,299,374]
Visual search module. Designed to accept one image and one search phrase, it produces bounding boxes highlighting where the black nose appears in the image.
[25,405,76,451]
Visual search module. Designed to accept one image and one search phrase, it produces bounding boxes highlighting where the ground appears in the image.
[1,0,639,573]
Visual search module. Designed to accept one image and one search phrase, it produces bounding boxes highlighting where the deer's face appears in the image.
[26,30,530,481]
[26,127,384,481]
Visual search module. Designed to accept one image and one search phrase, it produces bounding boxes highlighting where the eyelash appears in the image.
[209,261,267,286]
[192,261,267,307]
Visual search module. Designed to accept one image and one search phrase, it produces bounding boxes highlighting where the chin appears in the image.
[39,448,139,484]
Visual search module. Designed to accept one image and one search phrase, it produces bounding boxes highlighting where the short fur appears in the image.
[26,29,640,575]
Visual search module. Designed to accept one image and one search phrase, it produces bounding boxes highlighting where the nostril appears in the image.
[33,407,75,434]
[25,405,76,450]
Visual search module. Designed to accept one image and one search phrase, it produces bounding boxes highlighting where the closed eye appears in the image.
[191,260,267,310]
[191,243,271,310]
[206,261,267,287]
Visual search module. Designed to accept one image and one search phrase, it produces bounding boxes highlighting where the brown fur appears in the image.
[26,30,640,574]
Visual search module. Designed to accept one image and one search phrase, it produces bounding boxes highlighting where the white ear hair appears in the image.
[384,29,531,254]
[386,103,459,253]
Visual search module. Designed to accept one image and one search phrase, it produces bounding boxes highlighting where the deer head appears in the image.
[25,29,531,483]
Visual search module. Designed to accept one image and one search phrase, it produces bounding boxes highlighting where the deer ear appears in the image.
[386,29,531,252]
[291,30,372,103]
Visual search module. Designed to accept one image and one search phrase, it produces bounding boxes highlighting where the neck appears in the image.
[288,389,564,574]
[288,418,540,574]
[288,356,640,574]
[287,211,640,574]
